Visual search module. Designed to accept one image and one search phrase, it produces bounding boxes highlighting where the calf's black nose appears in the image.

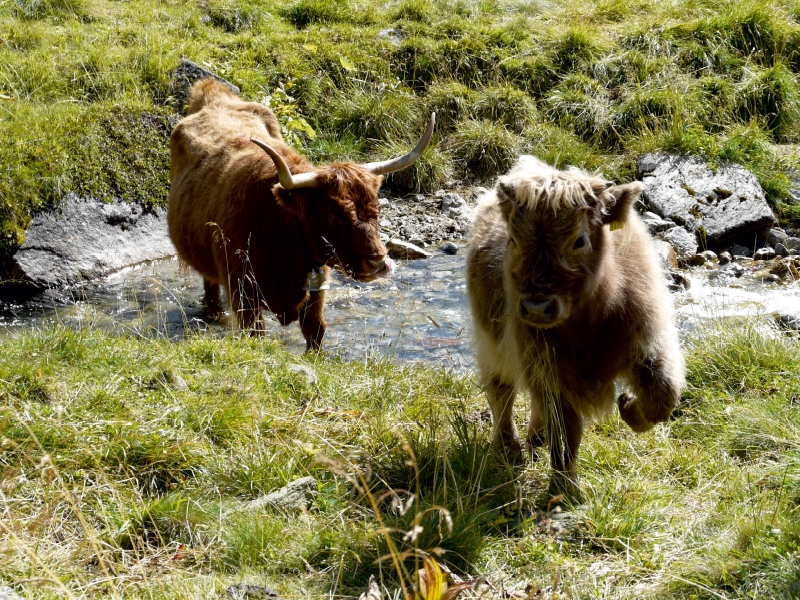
[520,296,558,323]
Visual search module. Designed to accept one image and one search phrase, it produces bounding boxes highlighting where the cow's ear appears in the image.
[603,181,643,229]
[273,184,299,214]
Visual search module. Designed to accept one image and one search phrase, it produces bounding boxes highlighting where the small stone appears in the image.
[378,198,389,207]
[439,242,459,255]
[666,270,691,291]
[379,219,391,228]
[244,476,318,512]
[689,250,717,266]
[653,240,679,270]
[173,375,188,391]
[776,313,800,332]
[0,587,23,600]
[726,263,745,278]
[754,247,776,261]
[718,251,732,265]
[785,237,800,250]
[762,227,788,247]
[415,194,426,201]
[775,243,790,257]
[662,226,698,264]
[729,243,752,257]
[386,239,431,260]
[288,364,318,386]
[377,28,402,47]
[408,238,428,248]
[226,584,280,599]
[379,232,389,243]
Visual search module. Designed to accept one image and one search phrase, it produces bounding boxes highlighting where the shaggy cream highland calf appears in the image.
[466,156,685,500]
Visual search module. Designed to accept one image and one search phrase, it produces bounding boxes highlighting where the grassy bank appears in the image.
[4,0,800,259]
[1,322,799,598]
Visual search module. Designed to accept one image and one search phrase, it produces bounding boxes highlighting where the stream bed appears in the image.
[1,249,798,370]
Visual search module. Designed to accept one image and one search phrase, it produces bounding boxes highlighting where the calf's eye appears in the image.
[574,236,586,249]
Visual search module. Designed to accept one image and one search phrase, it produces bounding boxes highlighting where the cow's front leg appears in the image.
[300,289,327,352]
[203,279,221,308]
[484,376,523,463]
[527,399,546,461]
[547,399,584,503]
[618,355,682,433]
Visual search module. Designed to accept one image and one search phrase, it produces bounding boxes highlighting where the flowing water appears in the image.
[1,248,798,370]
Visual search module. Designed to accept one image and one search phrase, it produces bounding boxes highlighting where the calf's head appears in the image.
[251,114,434,282]
[497,159,643,328]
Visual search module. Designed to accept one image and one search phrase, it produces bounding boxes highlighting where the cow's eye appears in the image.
[574,236,586,249]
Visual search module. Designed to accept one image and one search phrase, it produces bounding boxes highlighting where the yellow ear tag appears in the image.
[609,220,625,231]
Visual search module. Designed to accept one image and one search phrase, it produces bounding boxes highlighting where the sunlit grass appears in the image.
[1,321,799,597]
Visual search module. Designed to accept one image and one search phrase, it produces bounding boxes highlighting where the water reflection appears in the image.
[1,251,797,370]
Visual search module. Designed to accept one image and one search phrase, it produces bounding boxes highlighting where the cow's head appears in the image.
[251,114,434,282]
[497,156,643,328]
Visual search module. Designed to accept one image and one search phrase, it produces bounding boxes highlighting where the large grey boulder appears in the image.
[638,154,776,247]
[12,194,176,289]
[168,59,239,110]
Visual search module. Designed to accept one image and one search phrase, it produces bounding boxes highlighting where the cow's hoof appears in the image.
[548,474,584,505]
[617,392,655,433]
[493,438,525,466]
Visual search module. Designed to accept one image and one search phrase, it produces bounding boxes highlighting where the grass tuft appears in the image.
[448,119,523,179]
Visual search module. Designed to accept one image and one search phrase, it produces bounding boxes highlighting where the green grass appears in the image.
[4,0,800,253]
[1,321,799,598]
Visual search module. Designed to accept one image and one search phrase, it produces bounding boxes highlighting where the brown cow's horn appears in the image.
[250,138,319,190]
[362,113,435,176]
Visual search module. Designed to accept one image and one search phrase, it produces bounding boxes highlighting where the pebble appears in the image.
[775,243,789,257]
[754,247,776,261]
[718,251,732,265]
[0,588,23,600]
[764,227,788,247]
[729,243,752,257]
[288,364,318,386]
[439,241,459,255]
[662,226,698,264]
[386,238,431,260]
[785,237,800,251]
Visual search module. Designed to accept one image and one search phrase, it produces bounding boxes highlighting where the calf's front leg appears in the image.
[546,398,584,502]
[618,355,682,433]
[484,376,523,462]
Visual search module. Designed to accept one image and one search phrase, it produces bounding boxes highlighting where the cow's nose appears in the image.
[520,296,558,323]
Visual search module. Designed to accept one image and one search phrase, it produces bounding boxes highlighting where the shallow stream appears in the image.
[1,248,798,370]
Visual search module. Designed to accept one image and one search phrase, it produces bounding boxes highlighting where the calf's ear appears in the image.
[603,181,643,228]
[496,177,519,221]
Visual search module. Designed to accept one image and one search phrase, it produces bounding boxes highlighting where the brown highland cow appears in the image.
[466,156,685,499]
[169,79,434,350]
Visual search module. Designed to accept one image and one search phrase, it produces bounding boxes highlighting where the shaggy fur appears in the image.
[466,155,685,499]
[169,79,389,350]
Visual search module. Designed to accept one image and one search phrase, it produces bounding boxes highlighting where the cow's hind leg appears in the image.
[484,376,523,463]
[299,289,327,352]
[618,354,682,433]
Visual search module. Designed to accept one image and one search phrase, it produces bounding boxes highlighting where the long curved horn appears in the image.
[362,113,435,176]
[251,138,319,190]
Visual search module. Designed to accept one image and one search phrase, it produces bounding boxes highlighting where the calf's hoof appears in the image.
[617,392,655,433]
